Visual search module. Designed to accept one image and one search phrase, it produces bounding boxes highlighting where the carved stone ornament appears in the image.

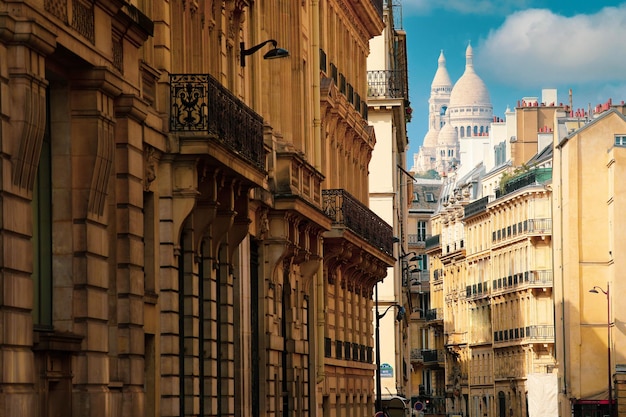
[144,146,159,191]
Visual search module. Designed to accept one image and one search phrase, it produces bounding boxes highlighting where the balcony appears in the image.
[446,332,468,346]
[322,189,393,257]
[465,282,490,300]
[371,0,383,17]
[491,218,552,246]
[410,348,423,364]
[491,269,553,295]
[493,325,554,345]
[425,234,440,251]
[367,70,408,100]
[464,196,489,219]
[408,234,429,248]
[495,168,552,198]
[170,74,265,170]
[425,308,443,322]
[422,349,444,364]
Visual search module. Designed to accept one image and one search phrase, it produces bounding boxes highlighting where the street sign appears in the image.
[414,401,424,411]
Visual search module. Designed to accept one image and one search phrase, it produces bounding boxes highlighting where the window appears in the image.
[615,135,626,146]
[417,221,427,241]
[33,92,53,329]
[412,192,419,202]
[425,193,435,202]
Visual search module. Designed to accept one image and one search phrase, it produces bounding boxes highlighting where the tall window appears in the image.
[33,92,53,329]
[417,221,427,241]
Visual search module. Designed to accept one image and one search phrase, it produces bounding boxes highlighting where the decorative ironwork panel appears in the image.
[367,70,407,99]
[170,74,265,170]
[45,0,68,23]
[322,189,393,257]
[371,0,383,17]
[72,0,95,44]
[112,35,123,72]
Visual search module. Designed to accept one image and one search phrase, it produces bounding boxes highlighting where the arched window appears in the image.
[480,126,484,134]
[440,105,447,116]
[474,125,478,135]
[498,391,506,417]
[460,126,465,137]
[467,126,471,136]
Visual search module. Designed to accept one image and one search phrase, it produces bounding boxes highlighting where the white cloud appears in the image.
[476,6,626,87]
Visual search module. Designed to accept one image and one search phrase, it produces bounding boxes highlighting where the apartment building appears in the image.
[367,0,412,406]
[553,105,626,417]
[407,179,443,407]
[0,1,394,417]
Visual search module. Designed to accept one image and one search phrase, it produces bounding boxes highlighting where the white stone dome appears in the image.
[423,128,439,148]
[449,44,491,108]
[438,119,457,146]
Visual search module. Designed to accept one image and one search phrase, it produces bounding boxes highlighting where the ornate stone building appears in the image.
[0,1,394,417]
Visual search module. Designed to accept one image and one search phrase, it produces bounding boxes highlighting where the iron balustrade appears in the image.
[495,168,552,198]
[322,189,394,257]
[492,218,552,243]
[493,325,554,343]
[425,234,440,250]
[170,74,265,170]
[464,196,489,218]
[425,308,443,321]
[367,70,408,99]
[421,349,444,363]
[491,269,553,294]
[371,0,383,17]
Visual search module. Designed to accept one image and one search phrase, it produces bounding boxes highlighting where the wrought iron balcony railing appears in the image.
[425,308,443,322]
[496,168,552,198]
[421,349,444,363]
[367,70,408,100]
[464,196,489,219]
[322,189,393,257]
[424,234,440,251]
[170,74,265,170]
[493,325,554,344]
[371,0,383,17]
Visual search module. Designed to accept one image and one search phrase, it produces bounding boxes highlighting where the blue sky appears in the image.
[402,0,626,165]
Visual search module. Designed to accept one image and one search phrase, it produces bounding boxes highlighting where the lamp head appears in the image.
[396,306,406,322]
[264,47,289,60]
[240,39,289,67]
[589,288,599,294]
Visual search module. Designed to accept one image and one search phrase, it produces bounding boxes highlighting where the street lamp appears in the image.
[375,283,405,412]
[589,283,612,417]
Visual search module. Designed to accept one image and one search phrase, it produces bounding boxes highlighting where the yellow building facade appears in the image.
[0,1,393,417]
[553,106,626,417]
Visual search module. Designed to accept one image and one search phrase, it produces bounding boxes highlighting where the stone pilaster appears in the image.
[0,13,55,417]
[69,68,121,417]
[113,94,150,417]
[157,155,196,417]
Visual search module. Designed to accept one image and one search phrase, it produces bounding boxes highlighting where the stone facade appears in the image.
[0,1,393,417]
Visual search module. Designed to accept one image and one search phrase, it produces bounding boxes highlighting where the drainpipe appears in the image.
[312,0,325,384]
[312,0,322,171]
[316,256,325,384]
